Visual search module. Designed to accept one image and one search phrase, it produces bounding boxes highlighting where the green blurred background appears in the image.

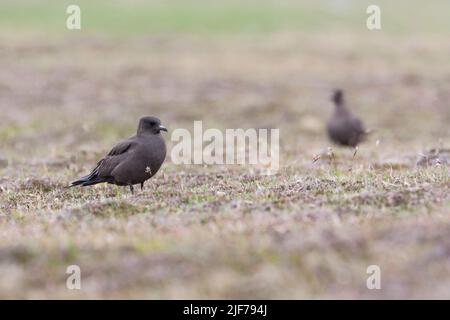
[1,0,449,36]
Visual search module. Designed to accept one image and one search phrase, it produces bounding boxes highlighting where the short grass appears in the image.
[0,1,449,299]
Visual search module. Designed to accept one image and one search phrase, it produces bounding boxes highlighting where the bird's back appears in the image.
[327,110,365,147]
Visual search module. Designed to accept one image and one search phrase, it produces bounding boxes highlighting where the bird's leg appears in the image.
[352,146,359,159]
[129,185,134,195]
[140,182,144,191]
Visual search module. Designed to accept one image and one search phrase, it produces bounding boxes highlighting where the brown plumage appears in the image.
[326,89,366,147]
[70,116,167,194]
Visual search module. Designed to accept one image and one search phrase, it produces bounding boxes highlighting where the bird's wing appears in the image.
[351,117,366,134]
[95,139,137,177]
[70,139,138,187]
[81,139,136,179]
[107,139,135,156]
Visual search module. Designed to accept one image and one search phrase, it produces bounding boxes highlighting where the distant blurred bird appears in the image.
[326,89,367,148]
[70,116,167,194]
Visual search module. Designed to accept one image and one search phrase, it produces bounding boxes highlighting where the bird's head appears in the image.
[331,89,344,106]
[137,116,168,135]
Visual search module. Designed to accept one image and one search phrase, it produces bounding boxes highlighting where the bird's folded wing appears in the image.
[352,117,365,134]
[95,140,137,177]
[107,139,135,156]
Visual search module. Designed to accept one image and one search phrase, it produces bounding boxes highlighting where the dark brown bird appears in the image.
[327,89,366,147]
[70,116,167,194]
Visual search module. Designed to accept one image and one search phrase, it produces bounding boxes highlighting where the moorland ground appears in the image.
[0,0,449,298]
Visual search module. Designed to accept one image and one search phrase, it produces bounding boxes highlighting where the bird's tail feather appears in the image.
[67,168,108,188]
[77,178,107,187]
[67,176,91,188]
[67,163,104,188]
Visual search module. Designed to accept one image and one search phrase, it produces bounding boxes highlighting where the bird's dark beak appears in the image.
[159,125,168,132]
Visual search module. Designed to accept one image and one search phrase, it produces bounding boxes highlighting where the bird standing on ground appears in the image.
[70,116,167,194]
[326,89,367,148]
